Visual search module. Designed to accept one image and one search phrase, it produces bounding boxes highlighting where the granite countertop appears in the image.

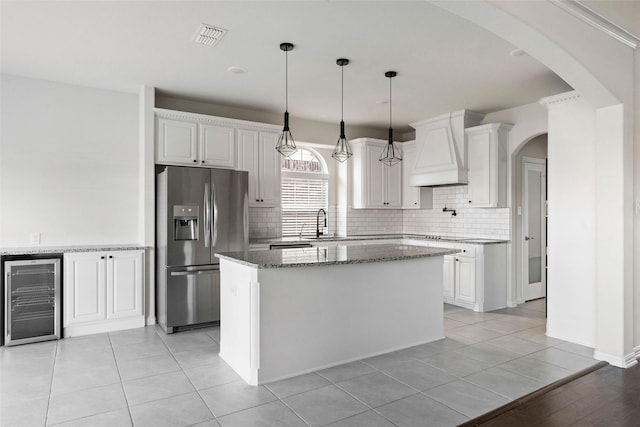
[216,243,459,269]
[250,234,509,246]
[0,244,148,256]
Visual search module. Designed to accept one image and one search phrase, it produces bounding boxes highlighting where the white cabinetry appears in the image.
[351,138,402,209]
[466,123,512,207]
[64,250,144,337]
[401,141,433,209]
[155,109,236,168]
[237,128,281,207]
[405,239,507,312]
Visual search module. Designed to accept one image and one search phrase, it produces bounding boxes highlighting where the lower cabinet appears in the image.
[64,250,145,337]
[405,240,507,312]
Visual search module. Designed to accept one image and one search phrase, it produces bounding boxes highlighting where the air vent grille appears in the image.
[193,23,227,47]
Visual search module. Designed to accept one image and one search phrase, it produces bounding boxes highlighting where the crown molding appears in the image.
[550,0,638,49]
[539,90,582,107]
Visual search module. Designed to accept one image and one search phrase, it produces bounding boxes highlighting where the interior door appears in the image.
[523,160,547,301]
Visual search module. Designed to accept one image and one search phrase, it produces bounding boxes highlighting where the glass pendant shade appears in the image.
[276,42,297,157]
[332,58,353,162]
[379,70,402,167]
[332,120,353,162]
[276,110,297,157]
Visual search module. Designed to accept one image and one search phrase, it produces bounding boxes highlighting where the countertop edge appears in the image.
[251,234,509,246]
[0,245,149,256]
[216,246,459,269]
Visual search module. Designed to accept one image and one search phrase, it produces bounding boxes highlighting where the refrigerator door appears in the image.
[166,265,220,331]
[166,167,212,267]
[210,169,249,256]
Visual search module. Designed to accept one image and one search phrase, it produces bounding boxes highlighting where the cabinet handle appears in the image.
[109,255,113,259]
[201,160,205,164]
[260,199,264,202]
[256,199,259,202]
[468,200,472,203]
[100,256,105,259]
[414,202,417,205]
[193,160,197,163]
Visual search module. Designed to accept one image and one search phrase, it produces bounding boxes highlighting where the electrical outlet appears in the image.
[30,232,41,245]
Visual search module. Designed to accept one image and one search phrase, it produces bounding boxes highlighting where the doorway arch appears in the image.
[427,0,635,367]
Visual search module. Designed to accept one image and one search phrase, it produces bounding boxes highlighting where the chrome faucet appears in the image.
[316,208,327,238]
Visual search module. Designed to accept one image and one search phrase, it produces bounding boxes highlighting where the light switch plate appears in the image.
[30,232,41,245]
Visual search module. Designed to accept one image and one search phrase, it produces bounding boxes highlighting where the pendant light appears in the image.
[332,58,353,162]
[275,42,297,157]
[379,71,402,167]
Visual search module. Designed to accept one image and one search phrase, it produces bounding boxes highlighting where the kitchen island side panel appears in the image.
[220,256,444,385]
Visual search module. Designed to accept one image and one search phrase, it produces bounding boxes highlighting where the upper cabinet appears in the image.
[237,128,281,207]
[351,138,402,209]
[401,141,433,209]
[466,123,512,208]
[155,109,236,169]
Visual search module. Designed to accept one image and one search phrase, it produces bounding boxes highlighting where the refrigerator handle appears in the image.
[212,179,219,247]
[204,182,210,248]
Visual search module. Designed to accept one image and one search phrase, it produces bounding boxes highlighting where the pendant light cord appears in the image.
[341,65,344,120]
[285,49,289,111]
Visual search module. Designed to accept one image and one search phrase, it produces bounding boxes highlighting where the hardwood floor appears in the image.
[463,360,640,426]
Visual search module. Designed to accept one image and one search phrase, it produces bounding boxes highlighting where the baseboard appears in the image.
[593,349,638,368]
[146,316,157,326]
[64,316,145,338]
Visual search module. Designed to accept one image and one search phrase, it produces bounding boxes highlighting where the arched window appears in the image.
[281,147,329,237]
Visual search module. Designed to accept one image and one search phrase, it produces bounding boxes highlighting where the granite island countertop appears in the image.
[216,243,459,269]
[250,234,509,247]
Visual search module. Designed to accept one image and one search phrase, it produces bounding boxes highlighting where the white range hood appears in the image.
[409,110,485,187]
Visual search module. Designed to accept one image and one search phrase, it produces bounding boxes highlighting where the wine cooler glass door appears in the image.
[5,258,61,346]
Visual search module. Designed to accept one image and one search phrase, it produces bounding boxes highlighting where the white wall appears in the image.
[543,93,597,347]
[0,75,140,246]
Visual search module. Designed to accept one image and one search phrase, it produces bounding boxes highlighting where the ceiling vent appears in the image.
[193,23,227,47]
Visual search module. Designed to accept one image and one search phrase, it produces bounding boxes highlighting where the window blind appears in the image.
[281,176,328,237]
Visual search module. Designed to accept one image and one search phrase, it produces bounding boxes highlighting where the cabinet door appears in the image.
[455,256,476,304]
[199,123,236,168]
[467,131,493,207]
[385,160,402,208]
[156,118,198,165]
[402,143,420,208]
[237,129,260,206]
[64,253,106,326]
[365,143,386,208]
[106,251,144,320]
[442,255,455,298]
[258,132,281,207]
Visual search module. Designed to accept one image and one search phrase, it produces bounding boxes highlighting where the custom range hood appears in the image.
[409,110,485,187]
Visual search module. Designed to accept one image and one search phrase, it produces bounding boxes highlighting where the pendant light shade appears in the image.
[379,71,402,167]
[276,42,297,157]
[332,58,353,162]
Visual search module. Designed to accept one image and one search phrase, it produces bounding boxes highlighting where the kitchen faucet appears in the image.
[316,208,327,238]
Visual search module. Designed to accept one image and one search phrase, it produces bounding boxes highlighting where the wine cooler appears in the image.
[3,255,61,346]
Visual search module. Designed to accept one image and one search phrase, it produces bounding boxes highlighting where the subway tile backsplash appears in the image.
[403,186,510,239]
[249,186,509,240]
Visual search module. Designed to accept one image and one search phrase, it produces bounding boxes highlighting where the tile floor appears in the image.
[0,299,600,427]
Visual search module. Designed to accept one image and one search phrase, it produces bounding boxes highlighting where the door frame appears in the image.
[521,156,547,302]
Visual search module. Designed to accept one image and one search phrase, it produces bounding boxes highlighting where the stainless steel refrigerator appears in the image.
[156,166,248,333]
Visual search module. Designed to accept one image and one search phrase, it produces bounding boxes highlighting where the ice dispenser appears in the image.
[174,205,199,240]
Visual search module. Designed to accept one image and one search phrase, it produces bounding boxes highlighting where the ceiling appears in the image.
[0,1,578,133]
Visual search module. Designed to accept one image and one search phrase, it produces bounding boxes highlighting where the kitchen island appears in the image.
[215,244,457,385]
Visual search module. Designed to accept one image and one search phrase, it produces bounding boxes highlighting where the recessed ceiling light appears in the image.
[376,99,390,105]
[227,66,248,74]
[509,48,527,57]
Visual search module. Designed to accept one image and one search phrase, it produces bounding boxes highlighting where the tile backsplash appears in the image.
[403,186,510,239]
[249,186,510,240]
